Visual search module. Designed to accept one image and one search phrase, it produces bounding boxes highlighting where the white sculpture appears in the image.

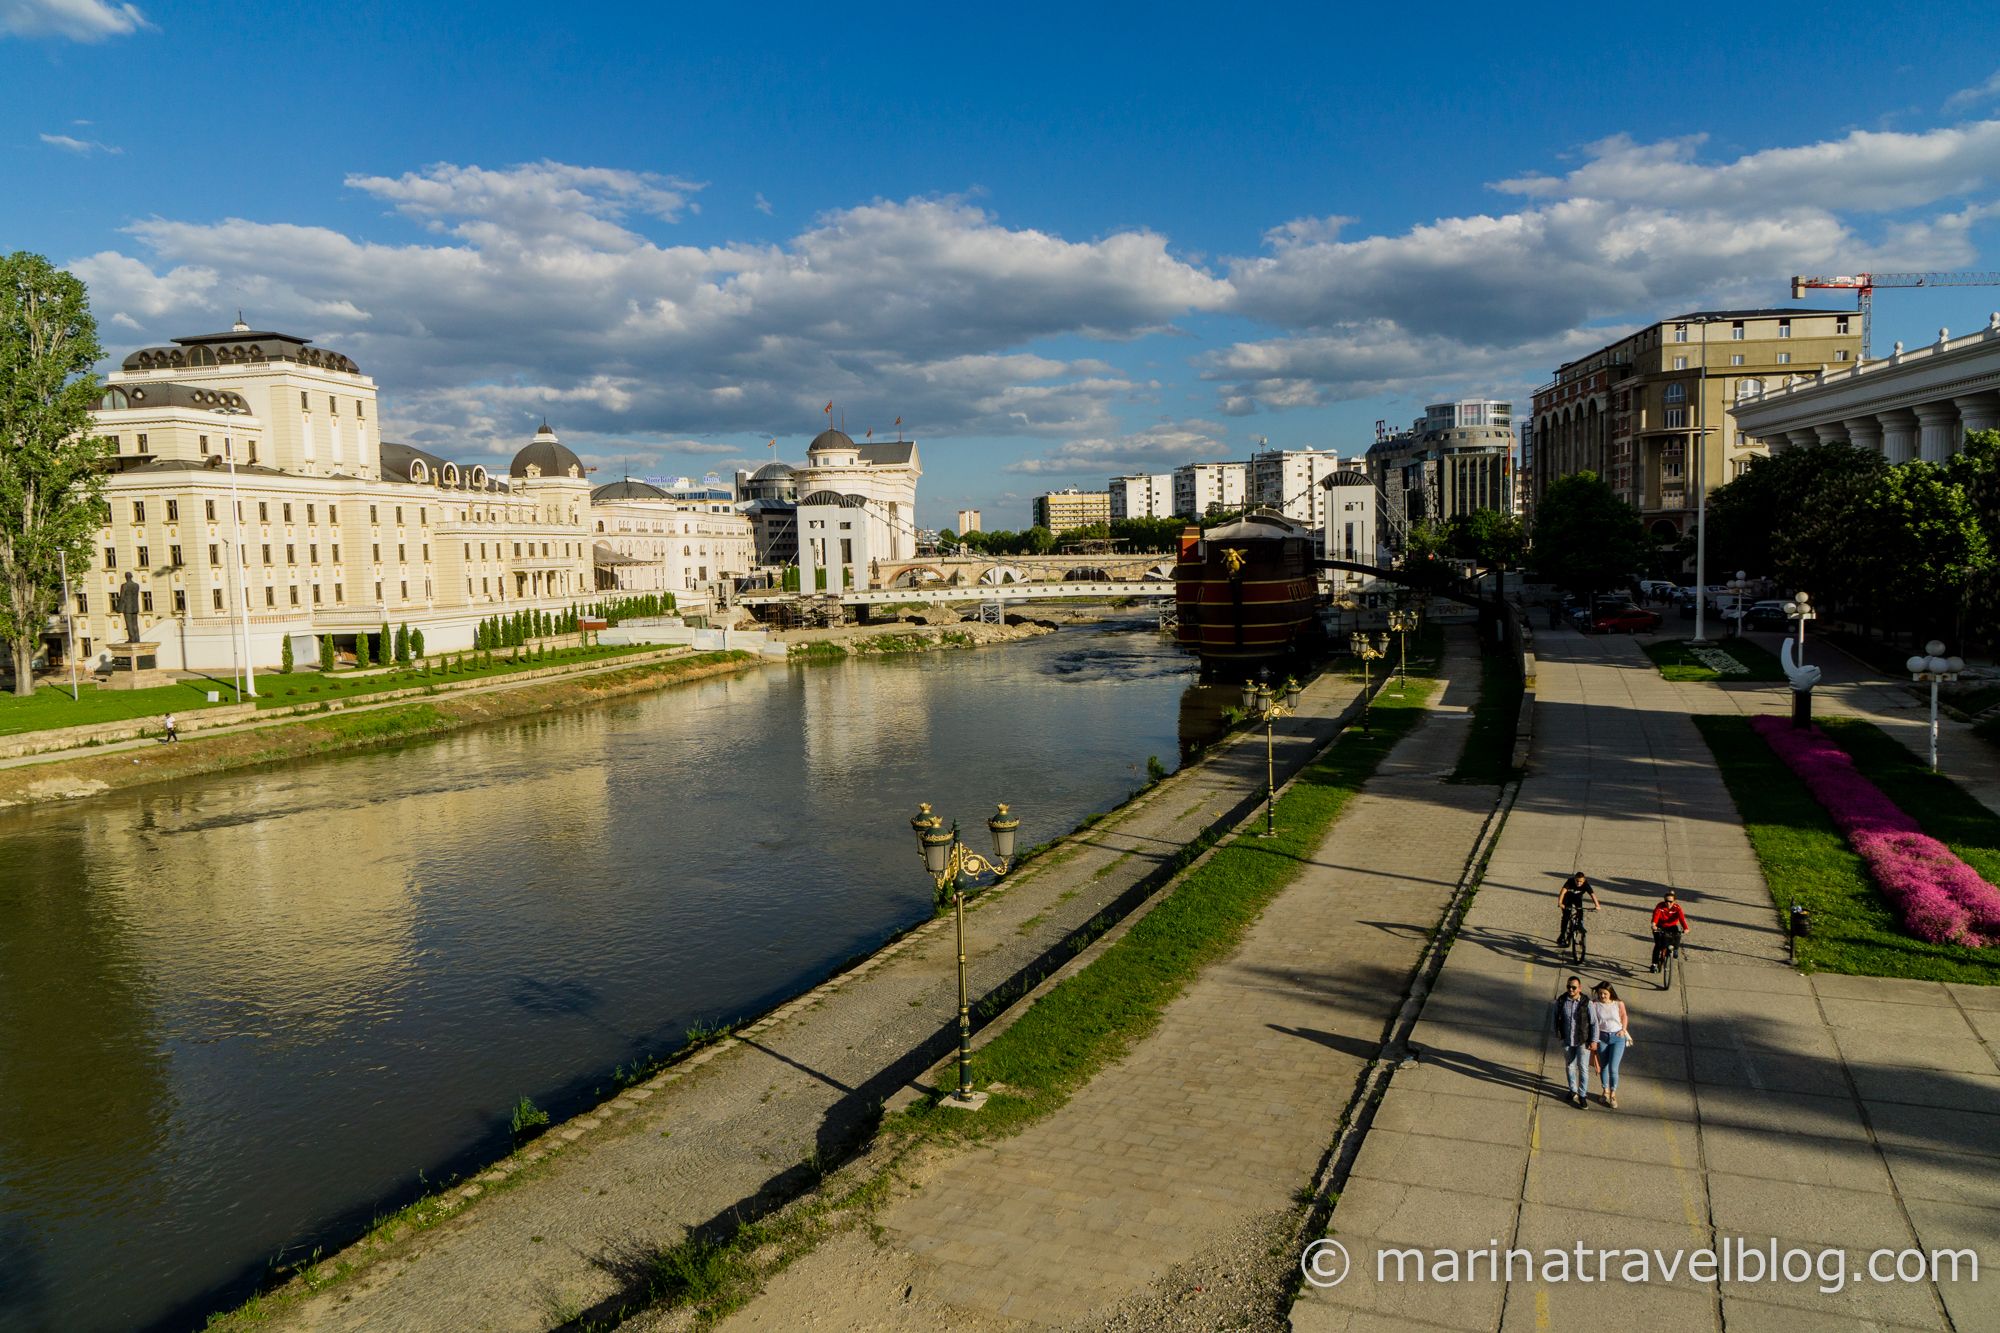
[1780,637,1821,692]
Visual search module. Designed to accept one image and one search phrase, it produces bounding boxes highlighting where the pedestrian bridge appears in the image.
[740,581,1173,608]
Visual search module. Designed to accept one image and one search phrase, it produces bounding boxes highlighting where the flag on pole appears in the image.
[894,416,902,426]
[824,401,833,414]
[865,428,873,438]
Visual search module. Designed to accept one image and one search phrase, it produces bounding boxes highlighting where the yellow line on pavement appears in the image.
[1657,1104,1705,1241]
[1535,1288,1550,1327]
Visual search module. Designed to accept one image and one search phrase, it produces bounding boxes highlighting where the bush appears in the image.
[410,627,425,660]
[395,623,410,664]
[509,1095,549,1140]
[354,632,371,669]
[280,635,294,674]
[319,634,336,673]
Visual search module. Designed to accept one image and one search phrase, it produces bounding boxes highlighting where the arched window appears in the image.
[1736,378,1765,400]
[1663,383,1687,405]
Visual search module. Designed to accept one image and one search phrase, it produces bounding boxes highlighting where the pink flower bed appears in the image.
[1752,716,2000,948]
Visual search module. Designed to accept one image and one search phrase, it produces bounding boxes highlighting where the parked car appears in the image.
[1636,579,1678,599]
[1743,600,1790,630]
[1590,603,1663,633]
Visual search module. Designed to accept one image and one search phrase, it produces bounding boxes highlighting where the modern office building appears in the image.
[1108,473,1175,521]
[1248,447,1342,529]
[1531,310,1859,535]
[955,508,983,533]
[1171,462,1247,519]
[1033,488,1112,532]
[1320,468,1381,565]
[1366,400,1516,546]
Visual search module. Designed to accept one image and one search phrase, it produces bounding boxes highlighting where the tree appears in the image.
[394,623,410,664]
[354,631,371,668]
[379,620,392,658]
[1530,472,1647,597]
[280,634,294,674]
[1782,459,1988,637]
[1445,508,1528,613]
[410,627,425,660]
[319,634,335,672]
[1707,442,1885,581]
[0,253,111,695]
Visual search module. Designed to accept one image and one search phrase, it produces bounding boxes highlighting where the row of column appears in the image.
[1785,391,2000,462]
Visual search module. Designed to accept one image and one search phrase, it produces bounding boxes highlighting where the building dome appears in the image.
[808,428,857,456]
[1322,469,1373,488]
[509,420,584,479]
[752,460,796,479]
[592,478,669,501]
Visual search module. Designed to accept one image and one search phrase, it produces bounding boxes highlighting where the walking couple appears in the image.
[1550,976,1631,1108]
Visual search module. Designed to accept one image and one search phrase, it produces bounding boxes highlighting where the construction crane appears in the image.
[1790,272,2000,360]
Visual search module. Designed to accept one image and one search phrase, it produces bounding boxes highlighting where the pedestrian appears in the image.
[1550,975,1598,1108]
[1589,981,1631,1108]
[162,712,179,744]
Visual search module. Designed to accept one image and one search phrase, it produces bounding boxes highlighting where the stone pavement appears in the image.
[257,660,1369,1331]
[1294,630,2000,1333]
[724,634,1500,1328]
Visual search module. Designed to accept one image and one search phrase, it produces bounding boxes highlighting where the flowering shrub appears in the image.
[1752,716,2000,948]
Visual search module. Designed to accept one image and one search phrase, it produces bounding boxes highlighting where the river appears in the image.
[0,621,1229,1332]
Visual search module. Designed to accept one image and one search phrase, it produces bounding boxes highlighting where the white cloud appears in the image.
[40,131,119,154]
[75,165,1225,456]
[1007,420,1231,475]
[1946,70,2000,114]
[1,0,150,40]
[754,192,774,216]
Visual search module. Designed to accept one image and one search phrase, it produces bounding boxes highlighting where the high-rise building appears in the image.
[1366,401,1515,548]
[1032,488,1111,532]
[955,508,983,533]
[1531,310,1859,534]
[1171,462,1247,518]
[1107,474,1174,520]
[1248,447,1342,528]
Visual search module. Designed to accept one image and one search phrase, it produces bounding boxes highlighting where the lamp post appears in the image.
[910,800,1020,1109]
[1387,608,1419,690]
[1907,641,1964,773]
[1724,569,1748,638]
[1691,314,1717,645]
[1349,630,1386,733]
[58,546,78,701]
[217,407,256,700]
[1782,590,1817,728]
[1240,674,1302,836]
[1782,590,1814,656]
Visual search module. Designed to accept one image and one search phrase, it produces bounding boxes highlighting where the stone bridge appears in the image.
[872,553,1174,590]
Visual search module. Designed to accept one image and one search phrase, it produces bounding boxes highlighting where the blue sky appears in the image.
[9,1,2000,528]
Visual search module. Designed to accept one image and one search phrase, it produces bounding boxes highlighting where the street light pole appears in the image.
[911,801,1019,1109]
[58,546,78,701]
[1240,676,1301,836]
[1388,608,1417,691]
[1349,631,1386,734]
[1908,641,1964,773]
[1692,316,1714,645]
[218,410,256,700]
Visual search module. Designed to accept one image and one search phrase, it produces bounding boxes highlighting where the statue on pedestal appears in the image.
[117,573,142,645]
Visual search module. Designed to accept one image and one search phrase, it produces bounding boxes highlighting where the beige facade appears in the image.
[1532,310,1860,532]
[1032,488,1112,532]
[590,481,755,602]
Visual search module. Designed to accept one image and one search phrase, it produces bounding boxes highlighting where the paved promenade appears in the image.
[1294,631,2000,1333]
[722,636,1498,1329]
[255,663,1365,1331]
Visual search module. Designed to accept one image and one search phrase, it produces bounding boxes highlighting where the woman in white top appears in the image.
[1588,982,1631,1109]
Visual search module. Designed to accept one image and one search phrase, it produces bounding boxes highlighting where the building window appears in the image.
[374,581,383,601]
[357,401,365,420]
[1730,354,1745,366]
[205,499,217,521]
[286,544,296,565]
[394,506,403,524]
[208,543,219,565]
[312,584,322,604]
[301,391,310,412]
[372,543,380,562]
[289,586,299,606]
[166,500,179,522]
[331,544,340,562]
[106,435,120,452]
[258,501,268,522]
[309,543,318,562]
[247,441,257,465]
[1777,352,1792,365]
[261,544,272,564]
[136,545,149,567]
[212,589,224,611]
[397,544,405,562]
[1778,319,1792,338]
[400,580,408,600]
[422,543,429,560]
[140,591,153,612]
[1731,320,1745,340]
[264,587,274,607]
[75,592,88,614]
[1837,315,1850,334]
[514,542,522,558]
[1664,383,1687,405]
[133,501,146,523]
[199,434,209,455]
[369,505,378,523]
[1835,349,1850,361]
[282,503,292,522]
[137,433,148,452]
[335,583,344,603]
[329,395,338,415]
[329,505,338,523]
[1673,323,1687,343]
[169,544,182,566]
[418,507,425,523]
[172,589,185,613]
[1672,356,1687,370]
[307,504,316,523]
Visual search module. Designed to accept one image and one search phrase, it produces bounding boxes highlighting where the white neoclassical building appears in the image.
[1732,315,2000,460]
[788,429,921,566]
[590,478,754,605]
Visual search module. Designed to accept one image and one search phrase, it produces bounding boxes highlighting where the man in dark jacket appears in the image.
[1551,975,1598,1108]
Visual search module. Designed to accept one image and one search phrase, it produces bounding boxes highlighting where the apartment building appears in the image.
[1171,462,1247,519]
[1032,488,1112,532]
[1248,447,1342,528]
[1107,473,1174,521]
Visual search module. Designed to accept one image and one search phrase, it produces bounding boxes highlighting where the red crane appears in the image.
[1791,272,2000,360]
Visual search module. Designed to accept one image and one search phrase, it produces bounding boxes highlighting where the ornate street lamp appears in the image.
[1907,642,1964,773]
[908,800,1019,1108]
[1387,608,1419,690]
[1239,674,1301,837]
[1782,590,1815,655]
[1349,631,1387,734]
[1780,590,1820,729]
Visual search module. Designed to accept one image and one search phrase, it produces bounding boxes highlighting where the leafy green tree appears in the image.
[280,634,294,673]
[1707,442,1885,581]
[410,627,425,660]
[1025,524,1056,555]
[354,631,371,668]
[379,620,392,659]
[1530,471,1648,597]
[319,634,336,672]
[0,253,112,694]
[394,623,410,664]
[1782,459,1988,635]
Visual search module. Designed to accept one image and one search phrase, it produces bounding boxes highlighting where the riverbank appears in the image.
[203,656,1373,1332]
[773,617,1056,657]
[0,650,758,811]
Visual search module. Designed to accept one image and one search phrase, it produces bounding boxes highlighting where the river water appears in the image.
[0,622,1230,1332]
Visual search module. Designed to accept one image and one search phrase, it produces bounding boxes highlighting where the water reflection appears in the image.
[0,621,1208,1332]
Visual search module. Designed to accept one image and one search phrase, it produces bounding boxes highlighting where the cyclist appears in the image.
[1556,873,1600,948]
[1650,890,1691,972]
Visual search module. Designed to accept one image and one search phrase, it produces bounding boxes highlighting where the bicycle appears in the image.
[1561,906,1588,965]
[1655,927,1683,989]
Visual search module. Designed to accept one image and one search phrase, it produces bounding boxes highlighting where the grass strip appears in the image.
[1643,637,1786,682]
[1693,715,2000,984]
[1449,647,1521,785]
[893,680,1436,1143]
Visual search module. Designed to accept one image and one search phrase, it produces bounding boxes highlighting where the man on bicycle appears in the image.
[1650,890,1690,972]
[1557,873,1599,948]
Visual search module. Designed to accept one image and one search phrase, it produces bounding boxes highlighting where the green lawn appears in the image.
[0,643,657,739]
[0,677,238,737]
[896,680,1439,1141]
[1643,637,1787,682]
[1693,715,2000,985]
[1450,646,1522,785]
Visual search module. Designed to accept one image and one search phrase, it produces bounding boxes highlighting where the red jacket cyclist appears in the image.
[1650,891,1691,971]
